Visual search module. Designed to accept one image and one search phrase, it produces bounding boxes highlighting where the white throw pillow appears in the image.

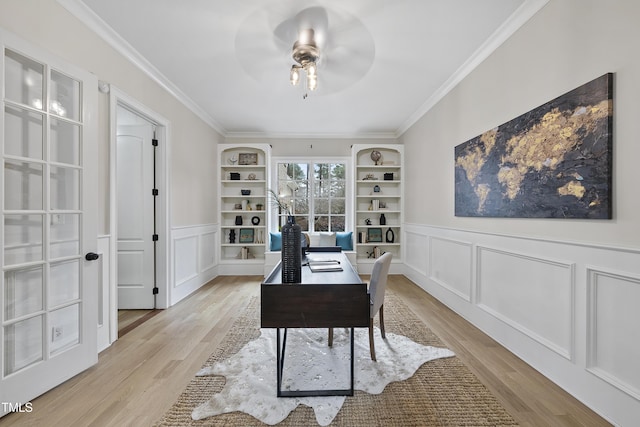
[319,232,336,246]
[308,233,321,247]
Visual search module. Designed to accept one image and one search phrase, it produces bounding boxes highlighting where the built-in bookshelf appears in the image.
[218,144,271,271]
[352,144,403,266]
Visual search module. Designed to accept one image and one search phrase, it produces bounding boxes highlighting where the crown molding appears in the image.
[56,0,226,135]
[396,0,550,136]
[224,131,399,140]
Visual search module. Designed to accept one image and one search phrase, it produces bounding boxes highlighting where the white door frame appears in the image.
[106,86,171,345]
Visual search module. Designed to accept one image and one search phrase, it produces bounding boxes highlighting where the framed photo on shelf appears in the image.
[238,152,258,165]
[367,228,383,243]
[239,228,255,243]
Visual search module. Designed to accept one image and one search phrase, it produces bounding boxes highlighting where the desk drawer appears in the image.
[261,284,369,328]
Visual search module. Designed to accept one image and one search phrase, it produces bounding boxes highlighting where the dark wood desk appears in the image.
[261,252,369,397]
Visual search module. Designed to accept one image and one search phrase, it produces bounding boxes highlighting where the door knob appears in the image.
[85,252,99,261]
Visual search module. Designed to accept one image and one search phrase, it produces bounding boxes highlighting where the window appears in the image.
[274,161,348,232]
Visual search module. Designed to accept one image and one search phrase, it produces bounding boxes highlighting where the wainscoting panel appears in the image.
[429,237,473,301]
[174,235,198,286]
[200,231,217,272]
[587,268,640,400]
[477,247,574,359]
[171,224,218,305]
[404,229,428,276]
[403,223,640,426]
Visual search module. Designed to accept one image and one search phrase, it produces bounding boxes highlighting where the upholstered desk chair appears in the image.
[328,251,393,361]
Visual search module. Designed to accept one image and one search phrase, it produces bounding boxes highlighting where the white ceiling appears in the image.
[61,0,548,138]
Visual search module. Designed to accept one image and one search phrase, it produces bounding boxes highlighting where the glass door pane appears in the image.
[4,105,44,159]
[50,70,80,121]
[4,48,44,109]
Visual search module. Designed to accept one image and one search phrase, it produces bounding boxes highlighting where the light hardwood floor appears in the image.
[2,275,610,426]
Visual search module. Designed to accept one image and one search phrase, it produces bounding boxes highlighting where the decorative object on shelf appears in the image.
[386,227,395,243]
[256,203,263,210]
[373,184,381,193]
[358,231,367,244]
[254,230,264,244]
[370,150,382,165]
[364,218,372,225]
[379,201,387,209]
[237,246,254,259]
[241,189,251,195]
[235,215,243,226]
[367,228,383,243]
[379,213,386,225]
[239,152,258,165]
[228,155,238,165]
[372,199,380,210]
[239,228,255,244]
[251,216,260,225]
[234,203,242,210]
[247,173,257,180]
[242,200,248,210]
[229,229,236,244]
[366,247,384,258]
[230,172,241,180]
[363,173,377,180]
[281,216,302,283]
[384,172,394,180]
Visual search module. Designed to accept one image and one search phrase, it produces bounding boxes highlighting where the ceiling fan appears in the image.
[235,4,375,96]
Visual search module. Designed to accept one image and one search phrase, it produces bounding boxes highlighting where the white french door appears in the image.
[0,31,98,414]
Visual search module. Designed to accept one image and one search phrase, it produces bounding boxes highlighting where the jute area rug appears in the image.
[155,291,518,426]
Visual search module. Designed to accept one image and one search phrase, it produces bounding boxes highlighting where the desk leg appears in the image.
[350,327,355,394]
[276,328,288,397]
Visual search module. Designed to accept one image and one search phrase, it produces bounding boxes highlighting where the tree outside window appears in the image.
[276,162,346,232]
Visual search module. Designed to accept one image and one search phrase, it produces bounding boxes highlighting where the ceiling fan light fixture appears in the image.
[306,62,316,76]
[290,65,301,85]
[290,28,320,95]
[307,74,317,91]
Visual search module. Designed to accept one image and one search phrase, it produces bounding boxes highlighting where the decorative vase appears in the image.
[385,227,395,243]
[379,213,386,225]
[235,215,243,225]
[229,229,236,244]
[281,216,302,283]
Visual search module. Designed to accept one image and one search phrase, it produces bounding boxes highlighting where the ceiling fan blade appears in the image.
[273,6,329,49]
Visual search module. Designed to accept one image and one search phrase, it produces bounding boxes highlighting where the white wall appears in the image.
[0,0,222,232]
[401,0,640,425]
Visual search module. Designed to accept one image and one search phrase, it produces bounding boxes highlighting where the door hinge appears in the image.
[152,287,159,295]
[152,234,159,241]
[152,188,159,196]
[152,138,158,146]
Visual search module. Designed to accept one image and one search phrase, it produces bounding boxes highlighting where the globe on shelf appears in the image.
[370,150,382,165]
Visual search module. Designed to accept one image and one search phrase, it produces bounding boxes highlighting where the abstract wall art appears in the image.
[455,73,613,219]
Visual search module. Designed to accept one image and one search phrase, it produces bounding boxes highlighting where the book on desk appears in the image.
[307,260,343,272]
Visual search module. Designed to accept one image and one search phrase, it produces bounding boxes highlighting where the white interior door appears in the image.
[0,32,98,414]
[116,122,155,309]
